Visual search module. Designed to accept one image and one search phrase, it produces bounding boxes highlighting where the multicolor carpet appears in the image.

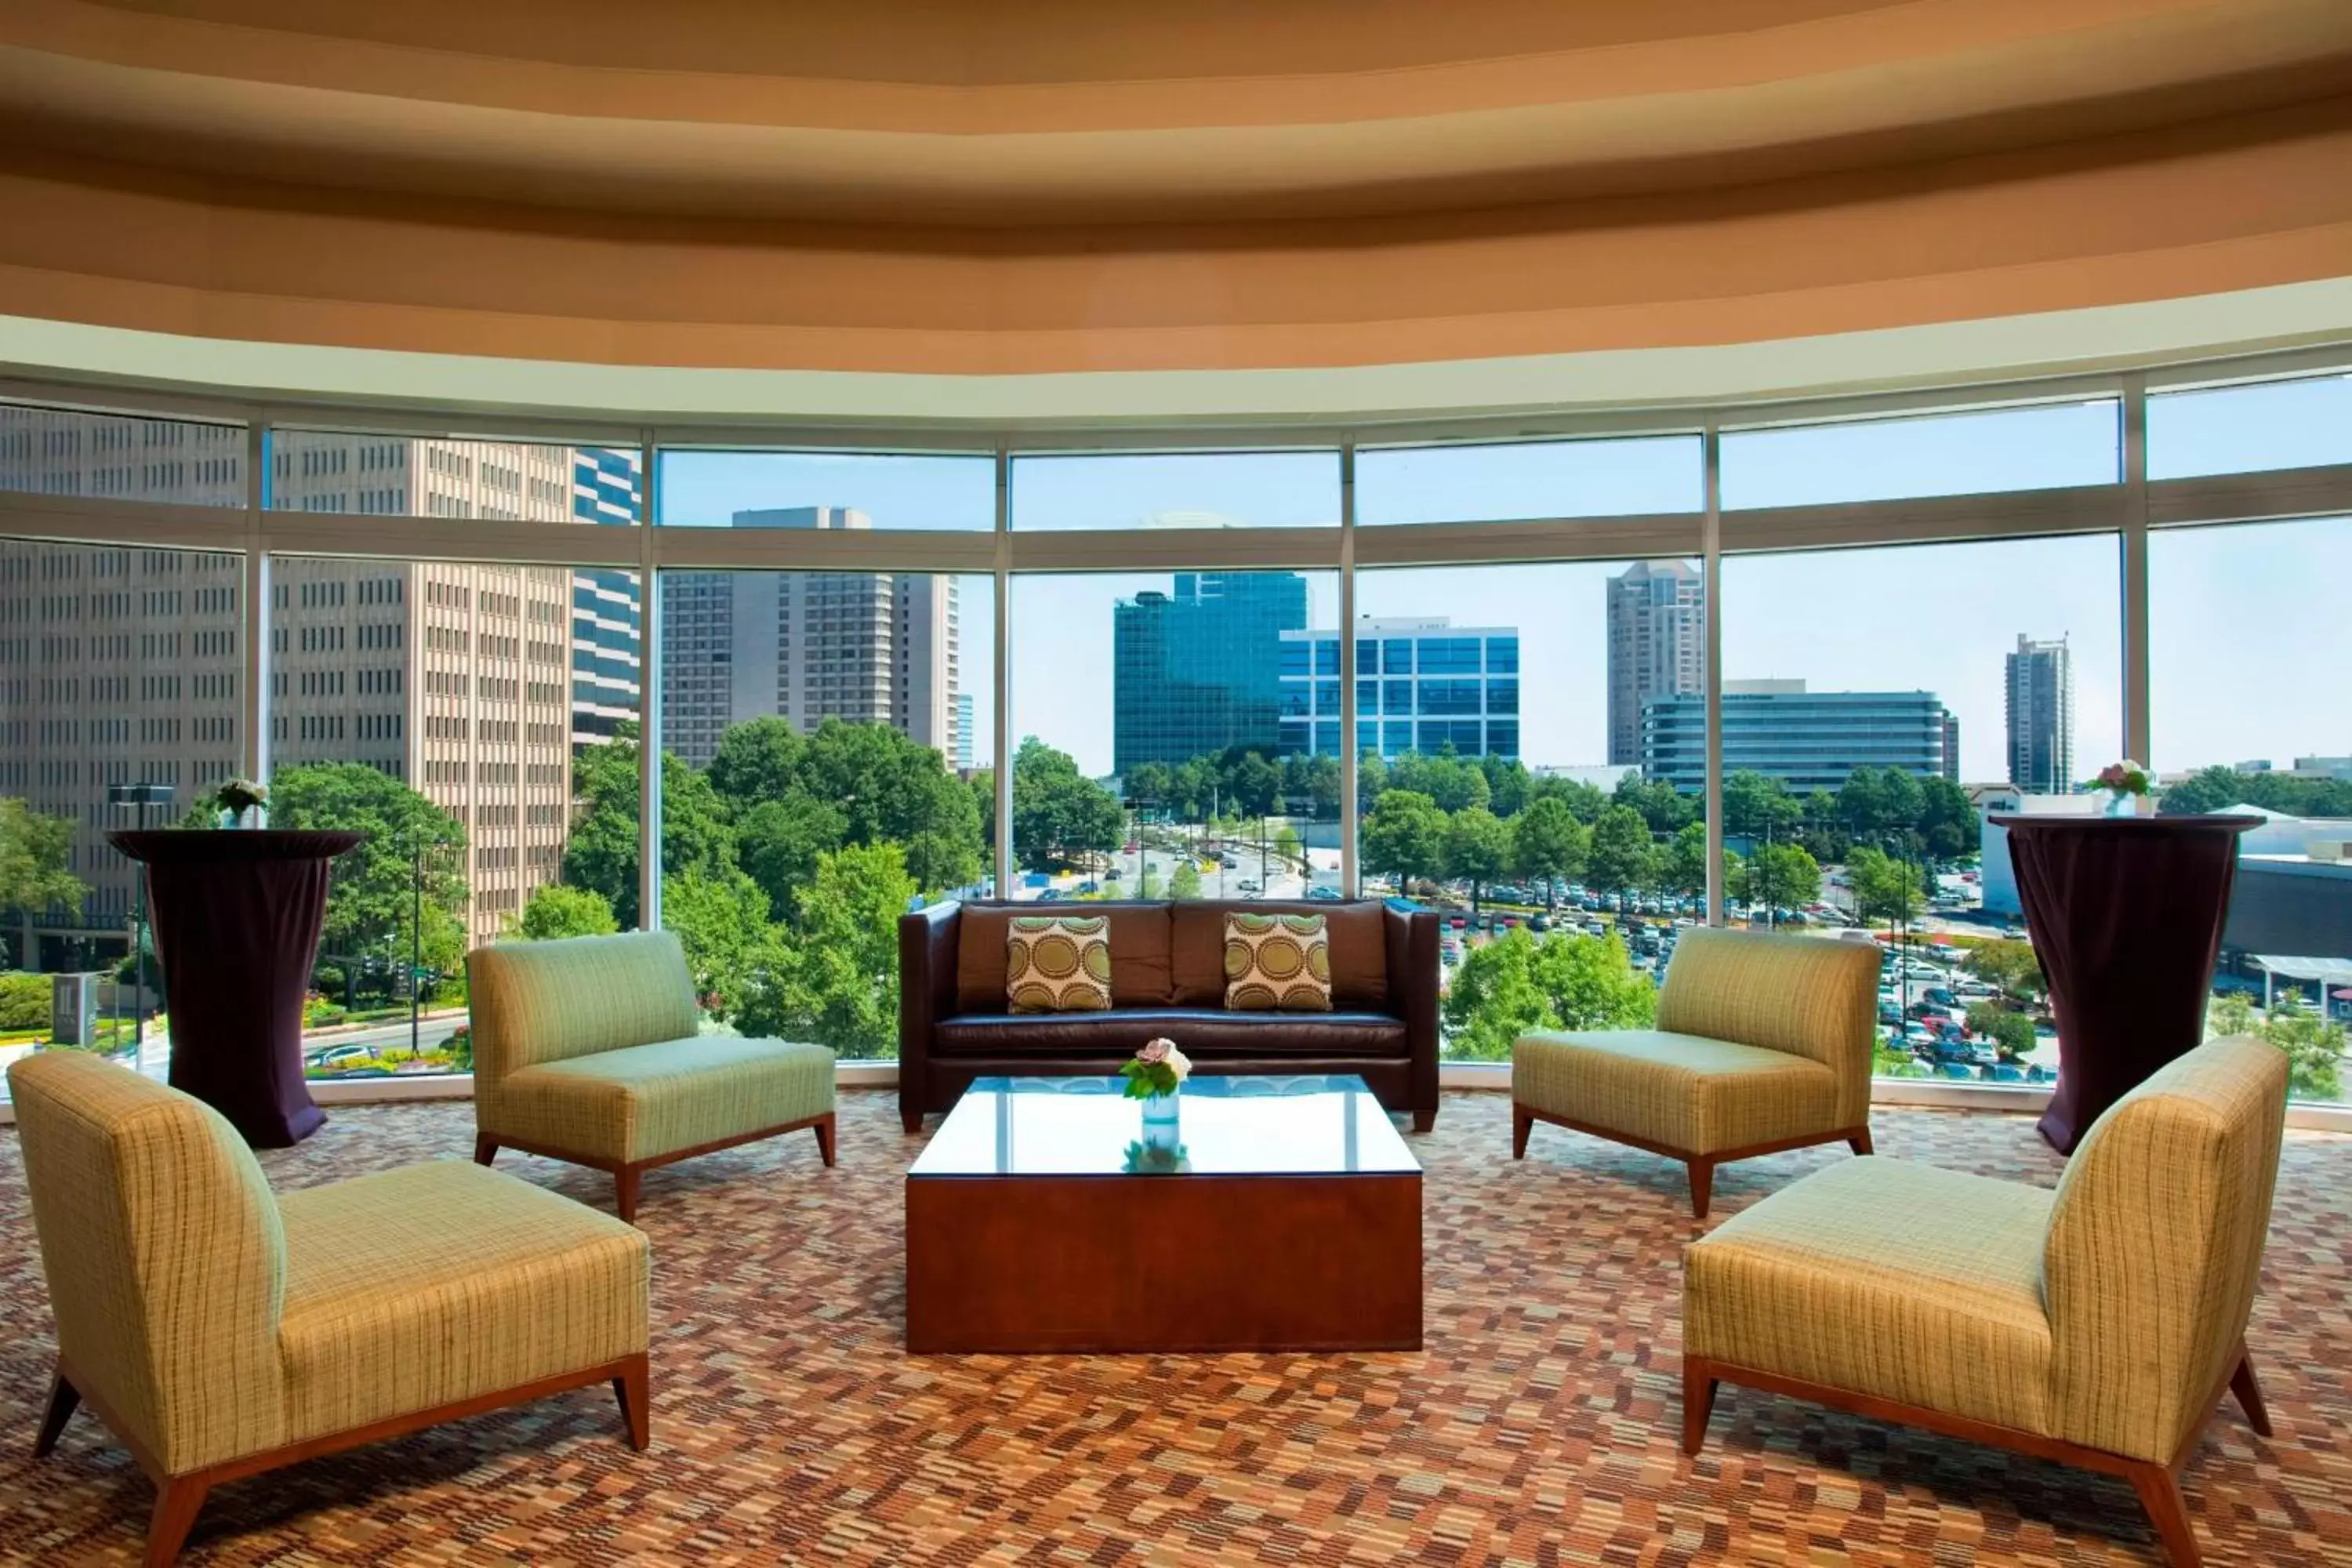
[2,1090,2347,1566]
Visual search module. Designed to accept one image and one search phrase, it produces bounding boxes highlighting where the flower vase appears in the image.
[1140,1090,1181,1152]
[2103,793,2145,818]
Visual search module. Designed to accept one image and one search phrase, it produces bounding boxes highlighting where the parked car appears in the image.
[1529,914,1550,933]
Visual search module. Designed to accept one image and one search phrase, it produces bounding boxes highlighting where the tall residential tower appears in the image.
[2005,633,2075,793]
[1606,560,1705,767]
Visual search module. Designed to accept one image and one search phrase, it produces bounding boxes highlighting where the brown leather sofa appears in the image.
[898,898,1440,1132]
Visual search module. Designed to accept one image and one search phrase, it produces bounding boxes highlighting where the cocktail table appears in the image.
[905,1074,1422,1354]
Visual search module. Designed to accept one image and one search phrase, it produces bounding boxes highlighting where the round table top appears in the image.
[1988,812,2262,833]
[108,829,366,863]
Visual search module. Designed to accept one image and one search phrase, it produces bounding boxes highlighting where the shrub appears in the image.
[0,973,49,1032]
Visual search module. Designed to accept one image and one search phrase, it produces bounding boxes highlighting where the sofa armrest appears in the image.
[1385,902,1441,1123]
[898,902,963,1127]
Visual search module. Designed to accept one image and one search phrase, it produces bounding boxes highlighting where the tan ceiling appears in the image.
[5,0,2352,225]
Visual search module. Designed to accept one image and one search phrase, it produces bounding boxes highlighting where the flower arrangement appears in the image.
[216,778,270,815]
[2093,760,2151,799]
[1120,1036,1192,1100]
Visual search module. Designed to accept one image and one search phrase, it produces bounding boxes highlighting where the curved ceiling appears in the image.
[1,0,2350,387]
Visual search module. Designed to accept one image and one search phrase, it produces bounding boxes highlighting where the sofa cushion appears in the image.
[934,1007,1410,1059]
[1173,902,1386,1008]
[1225,912,1334,1011]
[959,904,1172,1011]
[495,1035,837,1163]
[1006,915,1112,1012]
[1512,1029,1839,1156]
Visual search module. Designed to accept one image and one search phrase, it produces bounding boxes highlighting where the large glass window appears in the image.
[1009,570,1341,902]
[1353,561,1700,1061]
[1722,401,2119,510]
[1357,435,1700,524]
[2151,516,2352,1105]
[1010,451,1339,531]
[1,401,246,507]
[2149,374,2352,481]
[654,569,991,1062]
[270,556,643,1080]
[1721,535,2123,1085]
[655,450,993,531]
[0,540,245,1086]
[267,430,641,524]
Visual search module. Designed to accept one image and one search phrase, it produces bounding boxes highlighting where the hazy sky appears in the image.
[659,376,2351,781]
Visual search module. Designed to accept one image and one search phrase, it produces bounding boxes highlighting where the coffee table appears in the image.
[905,1074,1422,1354]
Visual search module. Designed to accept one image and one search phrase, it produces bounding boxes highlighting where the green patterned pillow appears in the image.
[1224,913,1333,1012]
[1007,915,1113,1013]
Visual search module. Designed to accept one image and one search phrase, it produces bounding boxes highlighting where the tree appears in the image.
[1661,822,1711,898]
[1916,775,1980,863]
[661,866,773,1022]
[1966,1000,2038,1061]
[1964,938,2045,1004]
[790,720,981,895]
[2161,764,2352,820]
[1391,752,1489,813]
[508,884,619,942]
[1011,738,1122,871]
[1722,771,1799,841]
[1585,805,1655,897]
[1440,929,1657,1062]
[2206,989,2257,1040]
[1137,860,1162,898]
[2254,996,2345,1102]
[1734,843,1822,916]
[1361,790,1448,895]
[734,795,849,927]
[269,763,468,989]
[1511,796,1588,911]
[1846,844,1926,931]
[739,843,916,1059]
[1614,774,1695,835]
[704,716,806,810]
[1445,806,1513,913]
[1274,824,1305,869]
[0,798,85,941]
[1229,752,1283,818]
[1170,858,1203,899]
[562,728,735,928]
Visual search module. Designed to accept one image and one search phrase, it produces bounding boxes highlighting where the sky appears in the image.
[657,376,2352,782]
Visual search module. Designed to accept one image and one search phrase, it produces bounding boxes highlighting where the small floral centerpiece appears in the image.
[214,778,270,829]
[1120,1036,1192,1101]
[2093,759,2151,817]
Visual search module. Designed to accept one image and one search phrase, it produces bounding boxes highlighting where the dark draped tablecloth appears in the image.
[110,829,363,1148]
[1993,814,2257,1154]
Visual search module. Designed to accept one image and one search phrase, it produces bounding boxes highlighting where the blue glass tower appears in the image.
[1112,572,1308,775]
[570,448,642,748]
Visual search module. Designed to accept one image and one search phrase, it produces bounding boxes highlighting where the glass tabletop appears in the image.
[907,1074,1421,1178]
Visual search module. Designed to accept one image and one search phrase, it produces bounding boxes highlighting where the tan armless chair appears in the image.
[1682,1034,2288,1567]
[468,930,837,1221]
[9,1049,649,1567]
[1512,927,1882,1216]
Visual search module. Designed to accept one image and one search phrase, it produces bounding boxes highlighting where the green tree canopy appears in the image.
[1661,821,1711,898]
[1963,938,2044,1003]
[738,842,917,1059]
[1011,737,1123,872]
[2161,764,2352,819]
[1444,806,1513,911]
[1389,752,1490,814]
[1722,771,1800,840]
[1511,796,1588,909]
[1585,805,1656,896]
[1170,857,1203,899]
[269,763,467,981]
[1439,929,1657,1062]
[0,797,85,931]
[1735,842,1822,913]
[1846,844,1926,930]
[704,716,807,811]
[1614,775,1696,835]
[507,883,619,942]
[660,866,772,1022]
[1916,775,1981,862]
[1362,790,1448,895]
[561,727,735,928]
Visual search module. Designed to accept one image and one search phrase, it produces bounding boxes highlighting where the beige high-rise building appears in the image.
[1,405,633,962]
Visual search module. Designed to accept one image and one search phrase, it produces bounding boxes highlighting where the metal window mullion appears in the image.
[1338,444,1358,899]
[2122,379,2152,768]
[637,429,662,931]
[993,448,1013,891]
[1703,423,1725,928]
[244,417,270,784]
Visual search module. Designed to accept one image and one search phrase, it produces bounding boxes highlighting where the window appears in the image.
[2151,516,2352,1105]
[1011,451,1339,530]
[0,401,246,507]
[1723,401,2119,510]
[1009,570,1340,900]
[268,432,641,524]
[1357,435,1700,524]
[1722,535,2124,1085]
[655,451,993,532]
[2149,374,2352,480]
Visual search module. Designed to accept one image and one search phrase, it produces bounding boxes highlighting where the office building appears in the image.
[1277,618,1521,760]
[570,450,644,750]
[2005,633,2075,793]
[1642,679,1958,793]
[1606,560,1704,768]
[954,692,976,772]
[1112,572,1307,773]
[659,507,958,768]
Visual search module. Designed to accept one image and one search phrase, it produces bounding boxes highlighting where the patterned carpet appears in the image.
[2,1089,2348,1566]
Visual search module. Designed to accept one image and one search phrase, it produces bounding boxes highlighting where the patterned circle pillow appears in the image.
[1007,915,1113,1013]
[1224,913,1333,1012]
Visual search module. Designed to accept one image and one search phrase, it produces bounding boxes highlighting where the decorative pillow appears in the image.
[1224,913,1333,1012]
[1007,916,1113,1013]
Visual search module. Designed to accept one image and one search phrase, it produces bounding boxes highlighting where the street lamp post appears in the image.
[106,781,175,1050]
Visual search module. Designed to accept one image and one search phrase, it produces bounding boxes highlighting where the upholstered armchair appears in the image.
[9,1049,650,1567]
[468,930,837,1221]
[1682,1035,2288,1567]
[1512,927,1882,1216]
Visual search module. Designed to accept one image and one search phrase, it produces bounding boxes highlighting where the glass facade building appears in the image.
[1111,572,1307,774]
[1642,680,1958,793]
[1279,619,1521,760]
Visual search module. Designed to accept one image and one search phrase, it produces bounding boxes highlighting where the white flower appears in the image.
[1164,1044,1192,1083]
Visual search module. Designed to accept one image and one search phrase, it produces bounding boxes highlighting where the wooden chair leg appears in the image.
[33,1371,78,1457]
[1687,1157,1715,1220]
[1512,1103,1534,1159]
[1847,1127,1875,1156]
[1681,1358,1719,1456]
[900,1106,924,1134]
[614,1167,641,1224]
[1411,1108,1436,1134]
[612,1354,651,1450]
[2126,1462,2202,1568]
[2230,1349,2273,1437]
[147,1475,209,1568]
[813,1113,837,1168]
[473,1134,498,1167]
